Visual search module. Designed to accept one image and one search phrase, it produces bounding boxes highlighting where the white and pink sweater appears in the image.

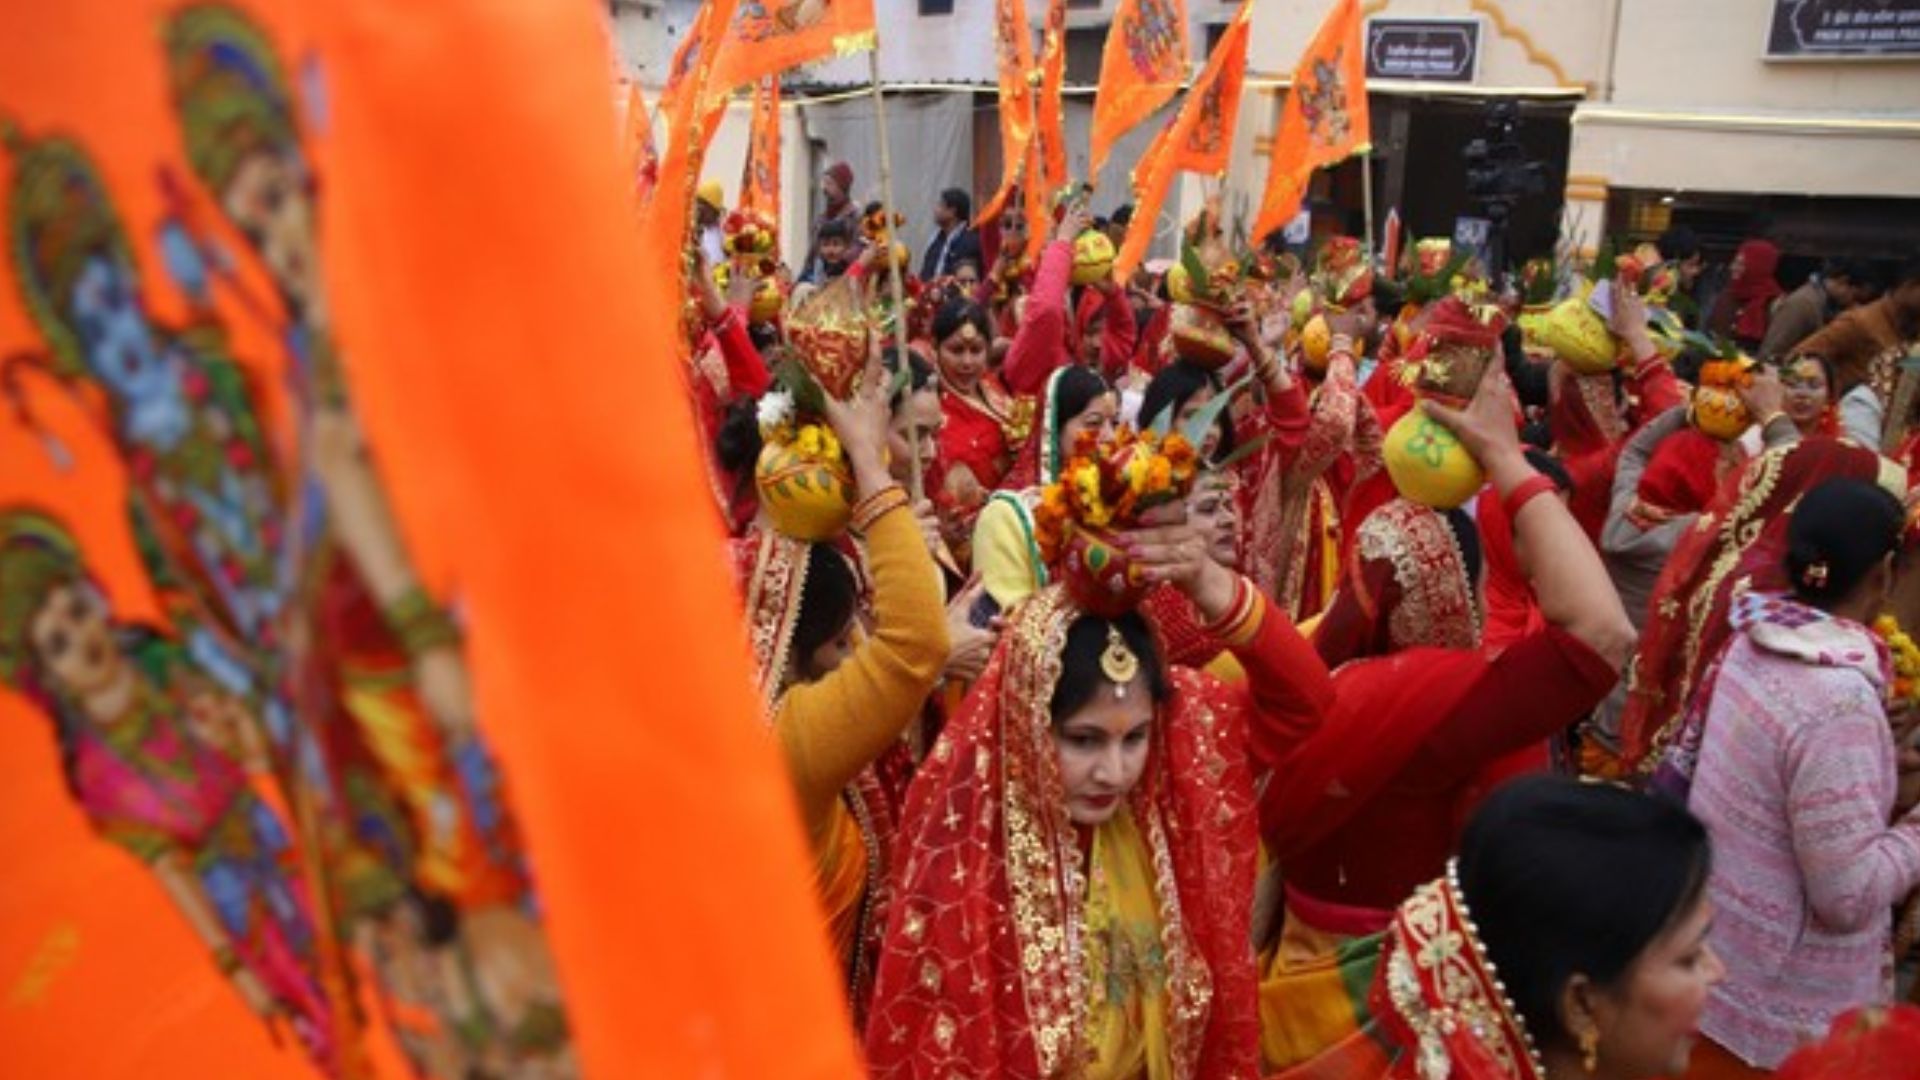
[1688,593,1920,1067]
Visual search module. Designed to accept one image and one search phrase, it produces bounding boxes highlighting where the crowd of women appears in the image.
[691,174,1920,1078]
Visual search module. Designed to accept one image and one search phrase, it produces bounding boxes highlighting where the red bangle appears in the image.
[1503,473,1558,521]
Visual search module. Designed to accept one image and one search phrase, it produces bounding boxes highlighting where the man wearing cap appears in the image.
[696,180,726,267]
[803,160,862,282]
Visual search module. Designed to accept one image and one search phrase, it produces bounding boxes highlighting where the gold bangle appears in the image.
[850,485,909,534]
[384,587,461,658]
[211,942,240,976]
[1201,576,1263,646]
[1757,410,1788,431]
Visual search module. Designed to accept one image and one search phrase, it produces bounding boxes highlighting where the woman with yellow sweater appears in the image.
[734,372,950,1025]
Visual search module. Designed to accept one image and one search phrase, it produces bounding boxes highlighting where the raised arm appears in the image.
[776,378,950,843]
[1125,518,1333,769]
[1001,206,1090,395]
[1427,370,1637,670]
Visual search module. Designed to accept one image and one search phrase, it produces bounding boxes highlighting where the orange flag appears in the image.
[738,76,782,226]
[1034,0,1070,198]
[1088,0,1190,182]
[620,79,660,201]
[706,0,876,102]
[1114,0,1252,280]
[0,1,863,1079]
[979,0,1036,224]
[645,0,738,262]
[1252,0,1371,242]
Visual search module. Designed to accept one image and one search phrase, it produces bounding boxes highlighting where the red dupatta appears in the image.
[865,585,1261,1078]
[1619,437,1901,770]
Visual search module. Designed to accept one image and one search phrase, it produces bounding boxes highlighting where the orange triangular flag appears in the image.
[1034,0,1070,198]
[979,0,1036,225]
[1115,0,1252,279]
[1252,0,1371,242]
[645,1,738,269]
[1088,0,1190,181]
[706,0,875,103]
[739,75,781,226]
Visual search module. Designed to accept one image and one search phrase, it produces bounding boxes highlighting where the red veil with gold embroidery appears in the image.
[1619,437,1897,771]
[864,585,1261,1077]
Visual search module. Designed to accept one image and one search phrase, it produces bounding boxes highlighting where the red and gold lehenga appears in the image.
[1618,436,1904,782]
[865,582,1331,1078]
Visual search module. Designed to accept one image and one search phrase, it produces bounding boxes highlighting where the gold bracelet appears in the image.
[212,942,240,976]
[1757,410,1788,431]
[849,485,909,534]
[384,587,461,658]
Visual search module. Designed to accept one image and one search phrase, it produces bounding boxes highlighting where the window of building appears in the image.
[919,0,955,14]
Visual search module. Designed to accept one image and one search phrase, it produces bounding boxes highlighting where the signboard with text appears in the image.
[1365,17,1482,82]
[1766,0,1920,58]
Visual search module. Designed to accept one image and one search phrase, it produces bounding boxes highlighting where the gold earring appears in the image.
[1579,1028,1599,1075]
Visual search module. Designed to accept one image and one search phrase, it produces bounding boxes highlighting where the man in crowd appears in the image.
[802,160,862,282]
[696,180,726,267]
[1760,258,1880,362]
[920,187,981,280]
[1795,258,1920,391]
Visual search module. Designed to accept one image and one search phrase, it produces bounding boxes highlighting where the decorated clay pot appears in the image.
[1689,384,1751,442]
[1169,303,1236,370]
[1290,287,1316,329]
[1299,313,1332,375]
[1535,295,1617,375]
[1061,523,1148,618]
[755,442,852,541]
[790,324,866,399]
[1383,409,1485,510]
[1072,230,1116,287]
[748,278,784,324]
[1166,263,1198,305]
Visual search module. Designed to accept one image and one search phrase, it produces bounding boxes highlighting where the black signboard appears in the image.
[1365,18,1481,82]
[1766,0,1920,58]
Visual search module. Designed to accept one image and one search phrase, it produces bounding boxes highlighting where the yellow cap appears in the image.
[696,180,724,210]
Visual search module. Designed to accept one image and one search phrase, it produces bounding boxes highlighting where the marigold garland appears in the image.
[1875,614,1920,707]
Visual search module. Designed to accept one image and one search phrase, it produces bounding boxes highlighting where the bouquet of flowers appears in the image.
[722,208,779,276]
[1033,426,1201,616]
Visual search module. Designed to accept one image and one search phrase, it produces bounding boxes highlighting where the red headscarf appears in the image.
[1629,427,1726,528]
[1731,238,1784,343]
[865,586,1261,1077]
[1619,437,1900,769]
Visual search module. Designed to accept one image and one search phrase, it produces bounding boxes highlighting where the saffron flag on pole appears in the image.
[706,0,876,102]
[1088,0,1190,182]
[1114,0,1252,280]
[739,75,781,226]
[1034,0,1070,198]
[645,0,739,258]
[1251,0,1371,242]
[979,0,1036,225]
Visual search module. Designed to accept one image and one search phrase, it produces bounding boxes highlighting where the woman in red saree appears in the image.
[933,298,1033,557]
[1258,370,1635,1072]
[866,522,1332,1078]
[1617,435,1906,786]
[1281,776,1723,1080]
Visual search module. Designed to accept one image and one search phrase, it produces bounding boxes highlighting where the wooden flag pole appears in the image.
[1361,147,1377,266]
[865,47,921,502]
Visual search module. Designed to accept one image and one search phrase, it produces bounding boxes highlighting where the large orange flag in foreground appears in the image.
[1252,0,1372,242]
[1089,0,1191,181]
[740,76,782,225]
[1115,0,1253,279]
[707,0,876,103]
[0,1,860,1078]
[980,0,1037,224]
